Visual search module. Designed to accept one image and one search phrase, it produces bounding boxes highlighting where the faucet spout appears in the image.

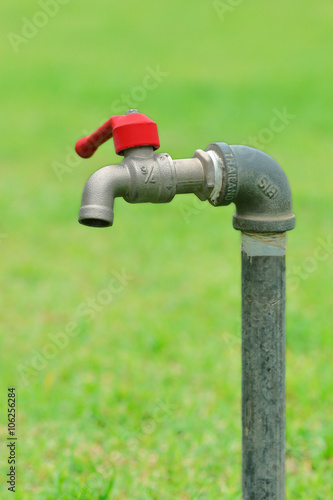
[78,164,130,227]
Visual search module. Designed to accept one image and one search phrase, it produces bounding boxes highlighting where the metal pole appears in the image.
[241,231,286,500]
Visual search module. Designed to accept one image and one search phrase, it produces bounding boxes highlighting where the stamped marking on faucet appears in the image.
[141,165,156,184]
[224,152,238,202]
[257,176,279,199]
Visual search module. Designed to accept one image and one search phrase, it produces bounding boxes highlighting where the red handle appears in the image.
[75,118,114,158]
[75,111,160,158]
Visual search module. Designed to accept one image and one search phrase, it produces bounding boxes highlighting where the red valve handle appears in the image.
[75,118,114,158]
[75,111,160,158]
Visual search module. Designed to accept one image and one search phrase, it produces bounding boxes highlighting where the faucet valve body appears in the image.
[123,149,177,204]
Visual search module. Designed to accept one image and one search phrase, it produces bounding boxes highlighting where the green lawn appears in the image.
[0,0,332,498]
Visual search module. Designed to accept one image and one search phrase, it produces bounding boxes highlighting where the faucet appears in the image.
[76,109,295,232]
[76,109,295,500]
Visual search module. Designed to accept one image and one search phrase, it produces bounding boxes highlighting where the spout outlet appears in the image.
[78,165,130,227]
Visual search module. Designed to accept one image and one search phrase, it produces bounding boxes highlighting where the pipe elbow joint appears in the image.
[206,143,295,232]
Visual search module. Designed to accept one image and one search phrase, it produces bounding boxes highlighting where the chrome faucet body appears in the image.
[78,145,219,227]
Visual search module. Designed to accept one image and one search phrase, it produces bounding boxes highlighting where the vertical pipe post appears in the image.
[241,232,286,500]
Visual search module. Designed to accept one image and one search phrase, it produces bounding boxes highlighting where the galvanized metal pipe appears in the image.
[241,231,286,500]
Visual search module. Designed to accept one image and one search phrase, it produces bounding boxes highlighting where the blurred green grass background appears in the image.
[0,0,332,498]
